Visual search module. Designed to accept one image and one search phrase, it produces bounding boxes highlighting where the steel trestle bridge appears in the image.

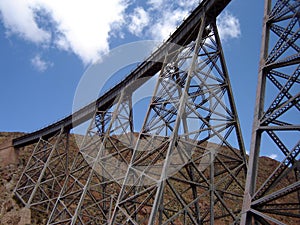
[12,0,300,224]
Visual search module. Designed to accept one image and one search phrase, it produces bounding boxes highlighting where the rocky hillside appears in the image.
[0,132,297,224]
[0,132,33,225]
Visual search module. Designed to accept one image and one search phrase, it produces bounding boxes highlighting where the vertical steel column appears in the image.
[148,15,207,225]
[241,0,300,224]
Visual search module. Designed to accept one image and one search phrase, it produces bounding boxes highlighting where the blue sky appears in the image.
[0,1,264,154]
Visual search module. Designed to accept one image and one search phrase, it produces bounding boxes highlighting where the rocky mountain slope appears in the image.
[0,132,33,225]
[0,132,297,224]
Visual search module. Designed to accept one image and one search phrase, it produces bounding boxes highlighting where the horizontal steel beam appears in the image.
[259,125,300,130]
[13,0,231,148]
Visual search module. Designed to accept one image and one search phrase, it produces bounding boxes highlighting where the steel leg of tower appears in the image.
[241,0,300,224]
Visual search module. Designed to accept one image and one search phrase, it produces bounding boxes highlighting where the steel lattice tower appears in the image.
[241,0,300,224]
[110,15,247,225]
[14,128,69,217]
[47,88,136,224]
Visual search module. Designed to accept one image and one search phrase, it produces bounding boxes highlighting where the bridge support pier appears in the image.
[14,128,70,217]
[48,89,135,225]
[110,14,247,225]
[241,0,300,224]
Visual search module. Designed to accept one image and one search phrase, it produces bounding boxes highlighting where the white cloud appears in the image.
[147,0,165,10]
[136,0,199,41]
[268,154,278,160]
[178,0,202,8]
[37,0,128,64]
[149,9,189,41]
[217,11,241,41]
[0,0,128,64]
[31,54,53,72]
[0,0,50,43]
[129,7,149,36]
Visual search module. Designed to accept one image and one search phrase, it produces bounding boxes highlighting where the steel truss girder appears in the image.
[14,127,69,217]
[47,90,134,225]
[241,0,300,224]
[110,15,247,225]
